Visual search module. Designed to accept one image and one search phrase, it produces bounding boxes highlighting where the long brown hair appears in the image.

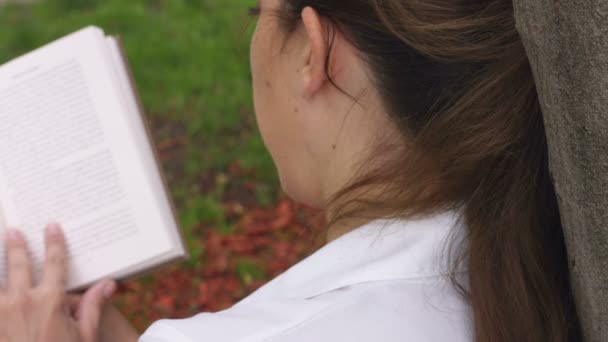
[275,0,582,341]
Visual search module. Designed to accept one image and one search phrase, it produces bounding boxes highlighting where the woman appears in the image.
[0,0,583,341]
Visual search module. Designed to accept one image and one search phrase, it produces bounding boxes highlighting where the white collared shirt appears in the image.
[139,210,473,342]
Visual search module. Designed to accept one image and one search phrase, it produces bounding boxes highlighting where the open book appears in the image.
[0,26,188,290]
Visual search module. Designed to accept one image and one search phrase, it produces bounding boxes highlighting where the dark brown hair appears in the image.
[275,1,582,341]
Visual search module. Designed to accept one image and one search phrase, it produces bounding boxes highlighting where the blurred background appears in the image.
[0,0,325,330]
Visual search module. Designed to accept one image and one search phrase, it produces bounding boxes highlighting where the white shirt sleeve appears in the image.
[139,297,338,342]
[139,321,196,342]
[139,279,472,342]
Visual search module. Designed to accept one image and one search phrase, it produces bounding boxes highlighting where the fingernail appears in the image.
[46,223,62,237]
[103,280,116,299]
[5,229,22,243]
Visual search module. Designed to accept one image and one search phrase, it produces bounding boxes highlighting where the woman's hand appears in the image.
[0,224,116,342]
[68,295,140,342]
[98,303,140,342]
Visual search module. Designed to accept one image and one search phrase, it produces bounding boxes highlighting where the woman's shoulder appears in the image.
[139,275,473,342]
[140,211,472,342]
[262,276,473,342]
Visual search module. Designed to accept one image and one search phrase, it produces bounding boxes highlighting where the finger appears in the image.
[78,279,116,342]
[5,229,33,292]
[66,294,83,319]
[41,223,68,289]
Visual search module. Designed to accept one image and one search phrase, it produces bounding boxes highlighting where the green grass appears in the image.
[0,0,279,261]
[0,0,275,176]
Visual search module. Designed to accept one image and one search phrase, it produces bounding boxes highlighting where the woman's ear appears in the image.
[300,6,329,99]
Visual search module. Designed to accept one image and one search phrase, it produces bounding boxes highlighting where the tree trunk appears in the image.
[512,1,608,341]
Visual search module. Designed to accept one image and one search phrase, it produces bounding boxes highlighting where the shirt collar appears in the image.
[237,208,467,304]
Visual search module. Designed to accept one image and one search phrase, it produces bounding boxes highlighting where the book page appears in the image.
[0,27,183,289]
[104,37,187,276]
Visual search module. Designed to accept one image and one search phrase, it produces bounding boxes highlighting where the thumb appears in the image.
[78,279,116,342]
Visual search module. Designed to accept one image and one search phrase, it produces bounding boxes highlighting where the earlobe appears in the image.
[301,6,329,99]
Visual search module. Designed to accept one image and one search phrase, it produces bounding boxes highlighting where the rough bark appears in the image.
[512,1,608,341]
